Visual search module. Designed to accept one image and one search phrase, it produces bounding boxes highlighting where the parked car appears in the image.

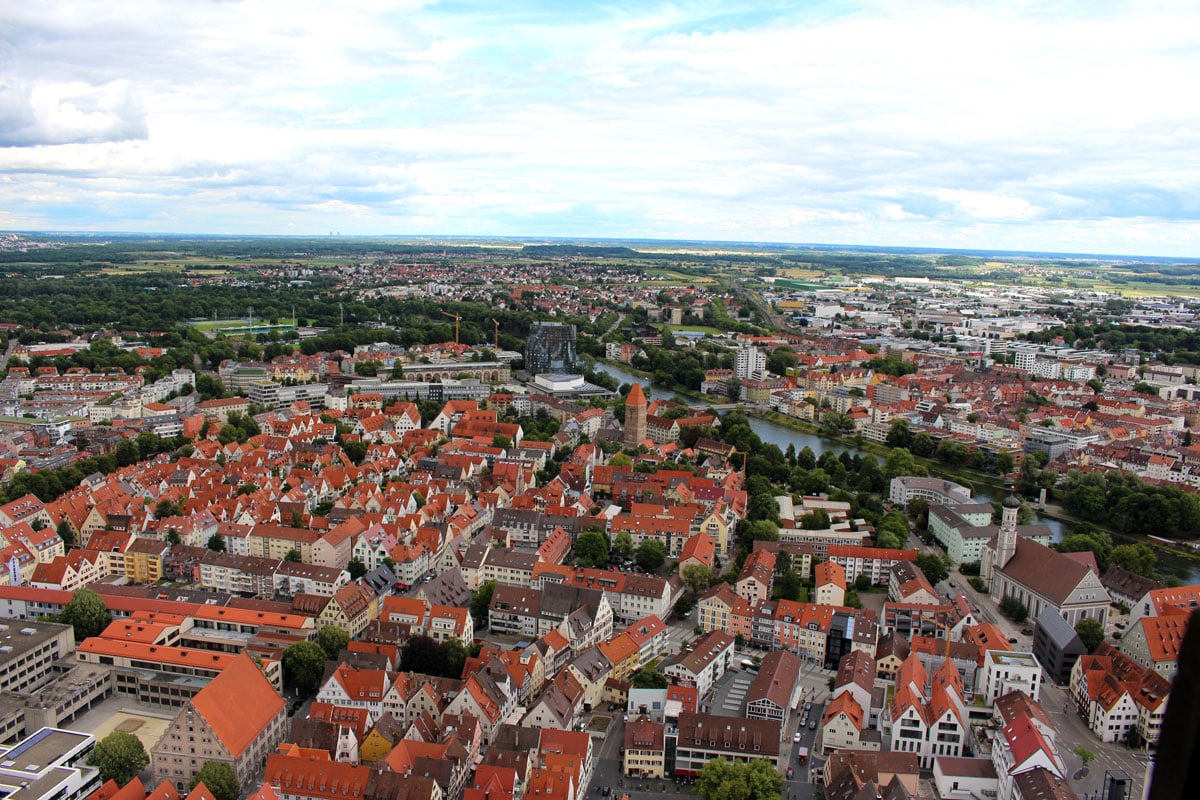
[1007,637,1018,644]
[808,719,817,730]
[948,581,957,588]
[793,731,803,743]
[1115,622,1126,630]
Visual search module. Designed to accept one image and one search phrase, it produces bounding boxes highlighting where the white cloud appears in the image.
[0,1,1198,255]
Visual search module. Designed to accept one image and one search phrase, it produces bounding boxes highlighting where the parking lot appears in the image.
[710,670,753,716]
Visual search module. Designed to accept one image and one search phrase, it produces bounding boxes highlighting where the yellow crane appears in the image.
[492,318,501,351]
[441,311,463,345]
[927,615,954,660]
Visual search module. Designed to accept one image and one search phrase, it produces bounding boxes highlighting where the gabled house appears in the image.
[151,653,288,792]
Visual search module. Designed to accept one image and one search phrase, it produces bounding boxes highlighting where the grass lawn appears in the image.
[191,316,298,331]
[664,324,727,336]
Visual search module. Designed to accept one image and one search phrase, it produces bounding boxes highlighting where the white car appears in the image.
[793,731,803,743]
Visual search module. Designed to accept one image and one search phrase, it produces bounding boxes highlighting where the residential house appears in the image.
[661,631,735,699]
[746,651,802,722]
[1120,614,1188,679]
[623,715,666,778]
[1070,641,1170,745]
[673,712,781,778]
[815,561,847,607]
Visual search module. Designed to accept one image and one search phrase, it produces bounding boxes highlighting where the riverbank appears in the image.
[591,359,1199,581]
[751,408,1017,497]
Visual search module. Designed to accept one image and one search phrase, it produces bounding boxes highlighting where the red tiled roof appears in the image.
[191,652,285,757]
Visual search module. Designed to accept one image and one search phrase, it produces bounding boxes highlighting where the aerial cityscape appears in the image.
[3,3,1199,800]
[0,234,1195,800]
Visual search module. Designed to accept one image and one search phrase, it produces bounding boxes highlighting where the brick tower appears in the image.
[624,383,647,449]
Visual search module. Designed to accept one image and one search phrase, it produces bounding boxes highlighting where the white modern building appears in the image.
[981,651,1042,703]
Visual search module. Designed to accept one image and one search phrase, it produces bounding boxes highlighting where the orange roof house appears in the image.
[150,653,288,792]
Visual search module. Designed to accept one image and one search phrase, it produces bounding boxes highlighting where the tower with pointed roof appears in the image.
[996,494,1021,570]
[624,384,647,450]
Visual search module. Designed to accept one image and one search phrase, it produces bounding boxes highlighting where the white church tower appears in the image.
[983,494,1022,586]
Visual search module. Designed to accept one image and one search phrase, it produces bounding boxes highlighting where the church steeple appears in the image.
[996,494,1020,569]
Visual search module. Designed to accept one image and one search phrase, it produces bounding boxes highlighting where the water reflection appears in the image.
[591,361,1198,582]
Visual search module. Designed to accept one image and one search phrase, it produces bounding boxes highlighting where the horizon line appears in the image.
[3,229,1198,264]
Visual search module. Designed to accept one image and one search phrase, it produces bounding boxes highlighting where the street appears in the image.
[1039,682,1152,800]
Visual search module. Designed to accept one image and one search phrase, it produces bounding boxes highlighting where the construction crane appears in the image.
[492,319,501,351]
[441,311,463,345]
[928,616,955,660]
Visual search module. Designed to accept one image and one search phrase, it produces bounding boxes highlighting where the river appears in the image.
[592,361,1200,583]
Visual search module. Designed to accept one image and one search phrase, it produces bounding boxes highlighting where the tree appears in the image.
[400,635,451,677]
[915,553,950,585]
[346,558,368,580]
[1075,617,1105,653]
[60,588,111,642]
[574,530,610,568]
[192,762,239,800]
[631,665,668,689]
[1056,529,1113,571]
[876,529,905,550]
[854,574,873,592]
[316,625,350,660]
[1074,746,1096,768]
[165,529,182,545]
[773,569,802,601]
[1000,595,1029,622]
[206,533,226,552]
[906,497,930,531]
[282,640,326,694]
[799,509,830,530]
[1126,727,1145,749]
[284,548,303,563]
[471,580,497,625]
[443,637,474,679]
[635,539,668,572]
[883,447,921,480]
[612,530,635,559]
[341,439,367,465]
[696,757,783,800]
[56,518,75,547]
[682,564,715,594]
[1108,544,1157,577]
[89,730,149,785]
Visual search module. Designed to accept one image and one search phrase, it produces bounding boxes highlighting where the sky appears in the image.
[2,1,1199,257]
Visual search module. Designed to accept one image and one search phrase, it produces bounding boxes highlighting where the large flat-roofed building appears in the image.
[0,727,102,800]
[525,322,577,375]
[0,621,113,743]
[888,476,972,507]
[1032,607,1087,685]
[0,621,74,695]
[673,712,780,778]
